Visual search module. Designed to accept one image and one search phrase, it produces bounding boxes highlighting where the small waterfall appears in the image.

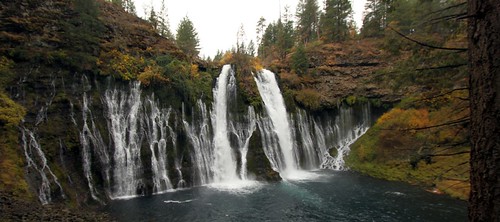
[104,82,144,198]
[324,104,371,170]
[254,70,298,176]
[211,65,239,183]
[144,96,173,193]
[182,101,213,185]
[230,106,257,180]
[80,92,107,203]
[21,128,65,205]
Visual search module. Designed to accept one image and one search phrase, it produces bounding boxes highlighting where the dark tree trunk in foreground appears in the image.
[468,0,500,221]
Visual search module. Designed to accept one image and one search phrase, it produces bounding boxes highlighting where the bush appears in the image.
[294,88,322,111]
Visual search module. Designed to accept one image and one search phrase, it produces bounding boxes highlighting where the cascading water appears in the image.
[254,69,373,177]
[69,67,373,202]
[229,106,256,180]
[211,65,239,183]
[182,101,213,185]
[104,82,144,198]
[21,128,65,205]
[144,96,174,193]
[80,92,108,203]
[254,69,299,177]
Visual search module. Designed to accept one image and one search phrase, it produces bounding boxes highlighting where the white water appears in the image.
[144,96,174,193]
[104,82,144,198]
[211,65,239,183]
[182,101,213,185]
[21,128,65,205]
[254,70,299,177]
[80,92,107,203]
[69,67,373,203]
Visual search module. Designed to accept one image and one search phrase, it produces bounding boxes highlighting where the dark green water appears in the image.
[106,171,467,221]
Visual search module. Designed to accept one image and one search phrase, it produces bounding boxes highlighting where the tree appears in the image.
[247,40,256,57]
[468,0,500,220]
[291,42,308,75]
[256,17,266,46]
[123,0,135,14]
[148,7,158,31]
[361,0,394,37]
[237,24,246,54]
[296,0,320,43]
[157,0,173,39]
[176,16,200,58]
[320,0,353,42]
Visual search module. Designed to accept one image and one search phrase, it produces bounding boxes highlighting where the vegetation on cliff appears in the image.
[345,0,469,199]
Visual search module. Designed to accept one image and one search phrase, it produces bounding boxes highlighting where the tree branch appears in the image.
[429,2,467,15]
[388,27,468,51]
[415,63,467,71]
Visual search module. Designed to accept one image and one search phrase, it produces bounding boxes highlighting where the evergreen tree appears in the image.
[237,24,246,54]
[256,17,266,46]
[361,0,394,37]
[320,0,353,42]
[259,23,276,57]
[296,0,320,43]
[291,42,308,75]
[123,0,136,14]
[157,0,174,39]
[176,16,200,58]
[247,40,256,56]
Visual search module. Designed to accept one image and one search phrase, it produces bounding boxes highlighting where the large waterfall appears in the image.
[254,69,372,178]
[211,65,239,183]
[22,65,373,203]
[254,70,299,177]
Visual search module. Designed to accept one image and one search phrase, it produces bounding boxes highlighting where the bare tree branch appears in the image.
[388,27,468,51]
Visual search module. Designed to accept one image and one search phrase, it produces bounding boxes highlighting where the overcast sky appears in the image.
[132,0,367,58]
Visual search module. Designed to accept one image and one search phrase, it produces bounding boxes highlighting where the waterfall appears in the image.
[69,67,374,201]
[324,104,371,170]
[21,128,65,205]
[230,106,256,180]
[80,92,107,203]
[144,96,174,193]
[254,69,298,177]
[182,101,213,185]
[104,82,144,199]
[211,65,239,183]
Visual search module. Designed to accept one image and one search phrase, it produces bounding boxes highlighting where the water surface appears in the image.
[106,171,467,221]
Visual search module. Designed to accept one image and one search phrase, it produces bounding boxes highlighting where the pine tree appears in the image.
[176,16,200,58]
[123,0,136,14]
[256,17,266,46]
[247,40,256,56]
[320,0,353,42]
[157,0,174,39]
[296,0,320,44]
[291,42,308,75]
[361,0,394,37]
[148,8,158,31]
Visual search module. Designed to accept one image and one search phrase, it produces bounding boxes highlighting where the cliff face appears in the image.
[0,0,179,205]
[0,0,279,209]
[262,39,401,111]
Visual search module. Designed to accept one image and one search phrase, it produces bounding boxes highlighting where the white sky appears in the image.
[133,0,367,58]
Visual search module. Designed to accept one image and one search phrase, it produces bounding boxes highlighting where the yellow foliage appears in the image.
[99,50,146,80]
[137,65,170,87]
[190,64,199,79]
[0,92,26,126]
[219,52,233,66]
[251,57,263,71]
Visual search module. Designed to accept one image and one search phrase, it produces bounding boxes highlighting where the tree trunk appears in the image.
[468,0,500,221]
